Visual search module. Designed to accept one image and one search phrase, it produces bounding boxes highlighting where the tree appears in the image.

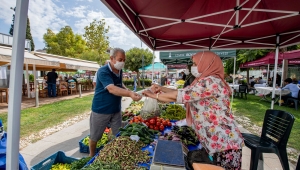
[10,7,35,51]
[224,49,271,74]
[125,47,154,87]
[83,19,109,65]
[43,26,87,57]
[75,50,110,63]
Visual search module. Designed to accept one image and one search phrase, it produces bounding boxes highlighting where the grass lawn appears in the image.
[0,95,94,139]
[232,94,300,151]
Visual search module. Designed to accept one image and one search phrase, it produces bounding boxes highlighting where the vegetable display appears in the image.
[143,116,172,132]
[83,160,122,170]
[119,123,159,144]
[51,163,71,170]
[171,125,199,146]
[176,80,185,85]
[161,104,186,120]
[82,133,108,148]
[122,101,144,121]
[70,157,91,170]
[95,136,151,170]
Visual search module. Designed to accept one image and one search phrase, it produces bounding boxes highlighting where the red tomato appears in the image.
[156,122,161,126]
[154,126,159,131]
[156,119,161,123]
[146,122,150,127]
[149,119,156,125]
[149,125,154,129]
[162,121,167,126]
[168,122,172,127]
[159,125,165,131]
[166,119,170,122]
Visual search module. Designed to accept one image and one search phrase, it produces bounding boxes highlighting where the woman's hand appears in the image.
[142,89,156,98]
[151,83,162,93]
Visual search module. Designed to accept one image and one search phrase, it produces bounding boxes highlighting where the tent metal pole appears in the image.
[231,56,236,112]
[279,59,285,106]
[151,50,155,82]
[26,64,30,98]
[6,0,29,169]
[267,64,270,85]
[271,35,280,109]
[33,64,39,107]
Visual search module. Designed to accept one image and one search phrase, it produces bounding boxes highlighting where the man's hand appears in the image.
[142,89,155,98]
[151,83,162,93]
[130,91,142,101]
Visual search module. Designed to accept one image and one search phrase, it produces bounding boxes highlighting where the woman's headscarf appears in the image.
[185,51,231,126]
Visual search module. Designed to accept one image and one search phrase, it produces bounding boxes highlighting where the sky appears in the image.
[0,0,160,61]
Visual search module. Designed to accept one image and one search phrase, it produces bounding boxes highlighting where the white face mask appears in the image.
[191,66,201,77]
[184,69,190,75]
[114,61,125,70]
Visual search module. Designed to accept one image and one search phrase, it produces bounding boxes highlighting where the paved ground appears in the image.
[18,96,296,169]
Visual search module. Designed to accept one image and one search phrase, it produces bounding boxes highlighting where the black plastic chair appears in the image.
[237,85,248,99]
[296,154,300,170]
[286,89,300,110]
[242,109,295,170]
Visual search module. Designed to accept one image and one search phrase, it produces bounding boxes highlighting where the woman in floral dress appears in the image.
[143,51,244,170]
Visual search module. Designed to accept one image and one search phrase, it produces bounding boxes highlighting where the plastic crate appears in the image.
[31,151,78,170]
[79,135,104,153]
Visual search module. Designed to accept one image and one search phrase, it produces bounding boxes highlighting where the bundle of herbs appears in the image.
[96,136,151,170]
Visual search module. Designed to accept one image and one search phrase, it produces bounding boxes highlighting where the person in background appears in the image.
[292,78,298,84]
[181,71,186,81]
[42,76,48,89]
[46,69,58,97]
[183,64,195,88]
[281,78,300,107]
[160,74,167,86]
[143,51,244,169]
[89,48,142,156]
[257,77,264,84]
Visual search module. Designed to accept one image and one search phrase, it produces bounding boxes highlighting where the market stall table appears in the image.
[255,87,290,103]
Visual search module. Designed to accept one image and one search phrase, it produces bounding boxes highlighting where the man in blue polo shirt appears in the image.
[89,48,142,156]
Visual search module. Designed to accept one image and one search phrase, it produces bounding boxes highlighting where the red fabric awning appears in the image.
[282,49,300,60]
[101,0,300,51]
[240,52,284,68]
[240,49,300,68]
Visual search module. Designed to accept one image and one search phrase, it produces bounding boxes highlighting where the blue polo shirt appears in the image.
[91,64,123,114]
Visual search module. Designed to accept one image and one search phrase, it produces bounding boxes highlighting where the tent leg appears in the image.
[26,64,30,98]
[6,0,29,169]
[266,64,270,85]
[151,50,155,82]
[271,35,280,109]
[279,60,285,106]
[231,57,236,112]
[33,64,39,107]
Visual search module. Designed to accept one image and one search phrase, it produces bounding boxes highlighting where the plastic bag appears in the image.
[140,97,160,120]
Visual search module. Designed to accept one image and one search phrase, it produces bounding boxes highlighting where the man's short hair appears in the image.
[110,48,125,58]
[52,69,56,72]
[284,78,292,83]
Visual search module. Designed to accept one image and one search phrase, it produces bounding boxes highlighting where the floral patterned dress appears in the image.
[177,76,244,170]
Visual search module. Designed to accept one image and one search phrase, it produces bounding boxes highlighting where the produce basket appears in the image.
[31,151,78,170]
[79,135,105,154]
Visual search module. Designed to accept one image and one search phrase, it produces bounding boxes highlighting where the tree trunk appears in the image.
[137,71,141,87]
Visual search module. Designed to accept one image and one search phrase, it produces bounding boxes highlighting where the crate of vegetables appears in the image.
[79,132,109,153]
[31,151,77,170]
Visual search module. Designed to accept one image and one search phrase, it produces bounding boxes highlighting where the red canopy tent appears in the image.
[101,0,300,50]
[240,52,284,68]
[240,49,300,68]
